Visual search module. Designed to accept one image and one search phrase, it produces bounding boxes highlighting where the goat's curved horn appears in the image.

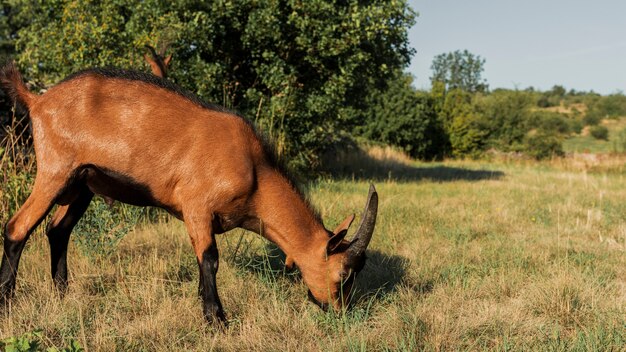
[145,45,158,57]
[347,184,378,258]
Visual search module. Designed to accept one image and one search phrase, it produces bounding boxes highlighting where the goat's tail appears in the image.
[0,61,36,109]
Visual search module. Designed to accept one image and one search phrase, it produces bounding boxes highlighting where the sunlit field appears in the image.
[563,117,626,154]
[1,154,625,351]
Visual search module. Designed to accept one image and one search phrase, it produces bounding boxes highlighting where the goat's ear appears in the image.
[163,54,172,67]
[333,214,355,235]
[144,54,158,70]
[327,229,349,255]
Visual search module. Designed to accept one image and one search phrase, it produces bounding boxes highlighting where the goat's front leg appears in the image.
[183,213,226,325]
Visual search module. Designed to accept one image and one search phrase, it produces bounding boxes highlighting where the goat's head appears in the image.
[304,184,378,311]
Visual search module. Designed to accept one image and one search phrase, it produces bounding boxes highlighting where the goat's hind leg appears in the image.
[183,211,226,325]
[46,185,93,296]
[0,174,69,307]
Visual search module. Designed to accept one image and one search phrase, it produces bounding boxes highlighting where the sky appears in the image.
[407,0,626,94]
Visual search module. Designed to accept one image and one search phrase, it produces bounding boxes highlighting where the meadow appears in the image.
[563,118,626,154]
[1,147,625,351]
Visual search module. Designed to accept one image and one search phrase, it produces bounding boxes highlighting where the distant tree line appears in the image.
[360,50,626,160]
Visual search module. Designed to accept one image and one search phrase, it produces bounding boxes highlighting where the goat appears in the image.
[0,62,378,324]
[144,45,171,79]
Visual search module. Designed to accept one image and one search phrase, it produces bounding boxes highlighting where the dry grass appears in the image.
[1,147,626,350]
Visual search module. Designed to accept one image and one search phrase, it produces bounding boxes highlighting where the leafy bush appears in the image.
[524,132,564,160]
[0,330,83,352]
[475,89,534,151]
[569,119,583,134]
[357,73,447,160]
[72,198,136,258]
[527,111,571,135]
[589,125,609,140]
[584,93,626,126]
[583,112,602,126]
[447,110,488,158]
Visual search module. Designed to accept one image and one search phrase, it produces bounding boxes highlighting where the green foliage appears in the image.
[429,86,485,157]
[584,93,626,125]
[1,331,42,352]
[569,119,583,134]
[589,125,609,140]
[527,111,572,135]
[447,110,488,158]
[0,120,35,225]
[73,197,158,258]
[537,85,566,108]
[427,86,570,159]
[0,1,29,60]
[441,89,487,157]
[356,73,446,160]
[477,89,534,151]
[0,330,83,352]
[11,0,416,171]
[430,49,487,93]
[583,112,602,126]
[524,132,564,160]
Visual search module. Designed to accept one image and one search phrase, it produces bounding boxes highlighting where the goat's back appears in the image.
[26,70,263,214]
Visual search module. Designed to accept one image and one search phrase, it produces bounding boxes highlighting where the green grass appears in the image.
[1,159,625,350]
[563,118,626,153]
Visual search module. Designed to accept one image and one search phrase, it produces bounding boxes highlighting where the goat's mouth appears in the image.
[307,290,329,311]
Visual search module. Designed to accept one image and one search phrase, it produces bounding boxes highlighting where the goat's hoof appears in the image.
[53,281,69,298]
[204,306,228,328]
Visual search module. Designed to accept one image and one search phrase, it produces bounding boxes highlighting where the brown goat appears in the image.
[0,62,378,324]
[144,45,171,78]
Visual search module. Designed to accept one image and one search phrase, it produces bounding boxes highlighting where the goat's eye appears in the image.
[340,271,356,287]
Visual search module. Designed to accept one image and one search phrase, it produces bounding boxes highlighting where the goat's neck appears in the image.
[247,168,328,270]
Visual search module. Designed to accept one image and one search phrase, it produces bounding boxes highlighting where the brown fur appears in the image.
[0,62,376,322]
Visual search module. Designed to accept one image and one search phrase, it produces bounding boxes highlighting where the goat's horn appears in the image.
[145,45,158,57]
[347,184,378,258]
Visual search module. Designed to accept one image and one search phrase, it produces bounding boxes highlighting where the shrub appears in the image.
[583,112,602,126]
[524,132,564,160]
[475,89,534,151]
[0,330,83,352]
[589,125,609,140]
[527,111,571,135]
[569,119,583,134]
[357,73,447,160]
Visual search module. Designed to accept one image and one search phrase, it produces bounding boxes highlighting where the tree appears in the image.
[357,72,446,160]
[476,89,534,151]
[435,87,486,157]
[430,49,487,93]
[537,85,566,108]
[11,0,416,171]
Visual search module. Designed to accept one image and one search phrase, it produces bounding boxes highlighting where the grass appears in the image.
[563,118,626,153]
[1,148,626,350]
[2,69,625,351]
